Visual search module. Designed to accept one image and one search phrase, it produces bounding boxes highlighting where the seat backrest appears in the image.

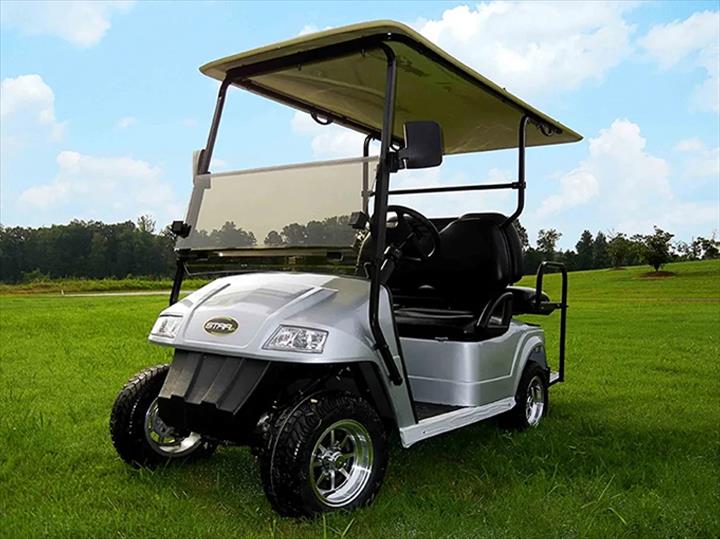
[453,213,523,283]
[357,212,524,309]
[501,219,524,283]
[425,213,508,306]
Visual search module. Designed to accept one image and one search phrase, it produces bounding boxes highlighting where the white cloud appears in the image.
[291,111,367,159]
[675,137,720,179]
[0,0,134,48]
[414,1,636,97]
[539,119,670,216]
[211,157,229,170]
[298,24,319,36]
[297,24,332,37]
[674,137,706,153]
[19,151,181,225]
[1,74,65,155]
[639,10,720,113]
[616,201,719,235]
[116,116,137,129]
[538,119,718,236]
[537,168,599,216]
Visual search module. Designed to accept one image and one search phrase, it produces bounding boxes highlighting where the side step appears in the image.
[549,371,561,385]
[399,397,515,448]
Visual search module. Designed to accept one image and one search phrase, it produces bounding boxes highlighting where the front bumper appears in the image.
[157,350,272,443]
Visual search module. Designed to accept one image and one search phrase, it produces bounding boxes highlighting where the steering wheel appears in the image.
[385,205,440,262]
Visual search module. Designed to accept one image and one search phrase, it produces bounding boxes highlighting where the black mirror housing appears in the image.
[397,121,443,169]
[171,220,192,238]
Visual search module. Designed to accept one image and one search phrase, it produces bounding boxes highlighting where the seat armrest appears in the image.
[476,291,513,331]
[507,286,554,315]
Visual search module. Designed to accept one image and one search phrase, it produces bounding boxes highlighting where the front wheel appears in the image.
[259,391,389,517]
[110,364,216,468]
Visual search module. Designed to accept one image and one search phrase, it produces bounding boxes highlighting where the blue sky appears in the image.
[1,0,718,248]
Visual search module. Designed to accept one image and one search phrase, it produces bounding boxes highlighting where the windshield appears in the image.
[177,156,377,251]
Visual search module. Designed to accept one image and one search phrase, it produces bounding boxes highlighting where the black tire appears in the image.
[502,362,549,430]
[110,364,216,468]
[259,391,389,518]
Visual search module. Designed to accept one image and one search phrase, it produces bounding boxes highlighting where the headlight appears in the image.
[150,315,183,339]
[263,325,328,354]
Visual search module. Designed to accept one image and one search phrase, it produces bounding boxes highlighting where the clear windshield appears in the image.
[177,156,377,251]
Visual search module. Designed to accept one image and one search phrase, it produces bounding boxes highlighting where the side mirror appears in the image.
[171,220,192,238]
[397,121,443,169]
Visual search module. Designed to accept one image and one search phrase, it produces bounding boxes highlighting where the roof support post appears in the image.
[362,134,374,214]
[368,44,403,386]
[198,77,231,175]
[504,114,529,226]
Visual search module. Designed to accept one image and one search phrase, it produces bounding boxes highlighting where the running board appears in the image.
[549,371,561,385]
[399,397,516,447]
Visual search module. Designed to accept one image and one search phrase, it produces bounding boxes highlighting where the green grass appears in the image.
[1,260,718,538]
[0,276,210,295]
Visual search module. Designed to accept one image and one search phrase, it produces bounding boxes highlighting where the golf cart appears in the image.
[110,21,580,517]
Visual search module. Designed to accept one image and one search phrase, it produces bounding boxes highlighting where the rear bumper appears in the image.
[157,350,272,443]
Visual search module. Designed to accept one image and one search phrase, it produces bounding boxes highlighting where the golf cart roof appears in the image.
[200,20,582,154]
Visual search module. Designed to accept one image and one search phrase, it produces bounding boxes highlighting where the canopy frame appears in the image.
[172,25,575,388]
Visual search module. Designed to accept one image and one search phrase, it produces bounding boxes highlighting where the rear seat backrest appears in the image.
[431,213,515,308]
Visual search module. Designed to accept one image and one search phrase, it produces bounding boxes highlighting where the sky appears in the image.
[1,0,718,249]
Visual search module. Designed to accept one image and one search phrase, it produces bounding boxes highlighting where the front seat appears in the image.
[394,213,521,341]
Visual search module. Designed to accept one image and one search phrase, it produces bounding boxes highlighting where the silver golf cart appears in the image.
[110,21,580,517]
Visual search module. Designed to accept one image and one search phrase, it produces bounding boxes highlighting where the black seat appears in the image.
[395,213,520,340]
[358,210,554,340]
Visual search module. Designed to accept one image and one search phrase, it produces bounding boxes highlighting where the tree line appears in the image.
[183,215,356,249]
[0,216,717,283]
[514,222,719,274]
[0,216,176,283]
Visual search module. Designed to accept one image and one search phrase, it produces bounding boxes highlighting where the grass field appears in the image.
[0,276,210,295]
[1,260,718,538]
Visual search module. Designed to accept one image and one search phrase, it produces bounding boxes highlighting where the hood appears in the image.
[149,272,388,364]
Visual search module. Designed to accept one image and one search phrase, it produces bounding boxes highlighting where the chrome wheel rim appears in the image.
[144,398,203,456]
[309,419,374,507]
[525,375,545,426]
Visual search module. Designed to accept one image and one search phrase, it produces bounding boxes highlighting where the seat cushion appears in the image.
[395,306,508,341]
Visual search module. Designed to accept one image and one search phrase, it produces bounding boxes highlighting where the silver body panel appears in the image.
[149,272,416,429]
[149,272,545,447]
[401,322,545,407]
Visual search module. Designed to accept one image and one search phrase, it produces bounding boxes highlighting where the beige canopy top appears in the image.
[200,20,582,154]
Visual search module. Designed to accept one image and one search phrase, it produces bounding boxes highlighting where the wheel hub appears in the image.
[525,375,546,426]
[144,398,204,456]
[309,419,374,507]
[150,413,175,437]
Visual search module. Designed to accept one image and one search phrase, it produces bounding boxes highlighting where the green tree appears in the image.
[639,226,674,272]
[575,230,594,270]
[88,231,109,278]
[136,215,156,234]
[593,231,610,268]
[537,229,562,260]
[264,230,284,246]
[281,223,308,246]
[693,235,720,259]
[607,232,631,268]
[513,220,530,251]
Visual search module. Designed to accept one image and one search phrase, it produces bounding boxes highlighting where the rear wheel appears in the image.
[259,391,389,517]
[503,362,548,430]
[110,364,216,468]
